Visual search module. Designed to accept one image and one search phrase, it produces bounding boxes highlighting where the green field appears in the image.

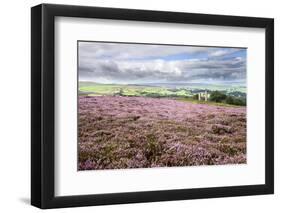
[79,81,246,107]
[79,82,193,97]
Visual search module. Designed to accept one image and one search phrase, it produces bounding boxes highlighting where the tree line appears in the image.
[206,91,246,106]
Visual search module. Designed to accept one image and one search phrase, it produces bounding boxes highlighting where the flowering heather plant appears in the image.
[78,96,246,170]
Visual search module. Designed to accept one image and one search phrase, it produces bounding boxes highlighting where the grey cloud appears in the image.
[78,42,246,84]
[79,59,245,83]
[79,42,240,60]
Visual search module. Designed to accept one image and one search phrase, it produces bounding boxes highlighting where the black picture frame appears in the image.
[31,3,274,209]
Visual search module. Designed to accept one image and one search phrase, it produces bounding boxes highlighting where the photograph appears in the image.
[78,41,247,170]
[30,3,274,209]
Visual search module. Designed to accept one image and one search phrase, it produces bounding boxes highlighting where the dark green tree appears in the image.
[210,91,227,102]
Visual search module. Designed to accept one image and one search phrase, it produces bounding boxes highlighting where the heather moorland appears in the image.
[78,95,246,170]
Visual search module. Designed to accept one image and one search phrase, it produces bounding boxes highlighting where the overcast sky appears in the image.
[78,41,246,85]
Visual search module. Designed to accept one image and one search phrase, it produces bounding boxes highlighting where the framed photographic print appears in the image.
[31,3,274,209]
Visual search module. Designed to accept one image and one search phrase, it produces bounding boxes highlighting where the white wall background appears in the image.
[0,0,279,212]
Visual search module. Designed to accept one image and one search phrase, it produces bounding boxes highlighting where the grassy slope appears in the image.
[79,82,242,107]
[79,82,192,97]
